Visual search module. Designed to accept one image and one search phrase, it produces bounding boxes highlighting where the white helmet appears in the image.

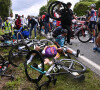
[91,4,96,8]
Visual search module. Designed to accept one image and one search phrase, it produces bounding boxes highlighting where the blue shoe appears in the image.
[93,47,98,51]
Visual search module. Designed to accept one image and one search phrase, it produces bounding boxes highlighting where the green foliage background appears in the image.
[73,0,100,16]
[39,0,57,16]
[0,0,11,19]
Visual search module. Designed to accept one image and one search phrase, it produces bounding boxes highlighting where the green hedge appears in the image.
[95,1,100,10]
[73,1,100,16]
[73,2,93,16]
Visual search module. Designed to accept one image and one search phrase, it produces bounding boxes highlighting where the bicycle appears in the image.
[8,39,54,67]
[70,22,92,43]
[0,55,14,80]
[24,50,86,89]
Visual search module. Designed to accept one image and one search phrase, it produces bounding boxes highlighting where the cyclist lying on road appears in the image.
[27,45,80,67]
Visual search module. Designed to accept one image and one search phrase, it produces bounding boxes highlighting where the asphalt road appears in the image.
[67,38,100,76]
[67,38,100,66]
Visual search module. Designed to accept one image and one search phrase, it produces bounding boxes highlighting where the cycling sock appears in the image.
[72,51,77,56]
[27,55,34,65]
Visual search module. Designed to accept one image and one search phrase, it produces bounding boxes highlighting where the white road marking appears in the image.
[79,55,100,71]
[68,47,100,71]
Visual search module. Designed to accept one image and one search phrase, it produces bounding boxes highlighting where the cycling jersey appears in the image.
[43,45,60,58]
[56,35,65,47]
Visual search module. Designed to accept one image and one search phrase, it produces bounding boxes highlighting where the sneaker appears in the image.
[38,64,42,69]
[89,38,94,43]
[93,47,98,52]
[67,42,72,45]
[76,49,80,57]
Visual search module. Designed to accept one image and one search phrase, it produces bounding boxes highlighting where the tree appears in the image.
[0,0,11,19]
[73,0,100,16]
[39,5,47,16]
[39,0,57,16]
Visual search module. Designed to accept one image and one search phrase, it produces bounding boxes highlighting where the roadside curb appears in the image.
[68,47,100,76]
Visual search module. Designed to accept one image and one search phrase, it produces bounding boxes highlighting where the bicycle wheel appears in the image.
[24,50,44,83]
[39,39,54,49]
[77,29,92,43]
[8,43,30,67]
[48,1,69,20]
[60,59,86,73]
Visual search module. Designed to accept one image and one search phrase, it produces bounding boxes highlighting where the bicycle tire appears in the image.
[60,59,86,73]
[24,50,44,83]
[48,1,69,20]
[8,43,30,67]
[40,39,54,46]
[77,29,92,43]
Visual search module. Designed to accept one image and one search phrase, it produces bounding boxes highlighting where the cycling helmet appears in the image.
[90,4,96,8]
[61,29,67,34]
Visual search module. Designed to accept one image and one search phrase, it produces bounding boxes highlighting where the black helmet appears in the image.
[61,29,67,34]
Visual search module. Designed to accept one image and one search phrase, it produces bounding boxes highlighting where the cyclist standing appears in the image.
[87,4,97,43]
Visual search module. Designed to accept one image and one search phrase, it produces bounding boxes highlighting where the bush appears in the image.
[73,2,93,16]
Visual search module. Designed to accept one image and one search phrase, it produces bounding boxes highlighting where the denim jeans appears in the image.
[44,22,49,34]
[29,24,37,38]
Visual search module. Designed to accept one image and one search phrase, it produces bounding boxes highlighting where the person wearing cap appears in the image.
[87,4,97,43]
[2,17,12,37]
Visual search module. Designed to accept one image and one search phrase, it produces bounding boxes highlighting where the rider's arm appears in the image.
[54,41,60,48]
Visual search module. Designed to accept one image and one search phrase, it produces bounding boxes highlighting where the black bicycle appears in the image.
[8,39,54,67]
[0,55,14,80]
[8,43,30,67]
[24,50,86,89]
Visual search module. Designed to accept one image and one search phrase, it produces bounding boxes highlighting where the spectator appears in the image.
[21,15,27,26]
[2,17,12,37]
[8,13,15,29]
[59,2,77,45]
[15,15,22,30]
[38,16,44,34]
[44,12,50,35]
[28,16,37,39]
